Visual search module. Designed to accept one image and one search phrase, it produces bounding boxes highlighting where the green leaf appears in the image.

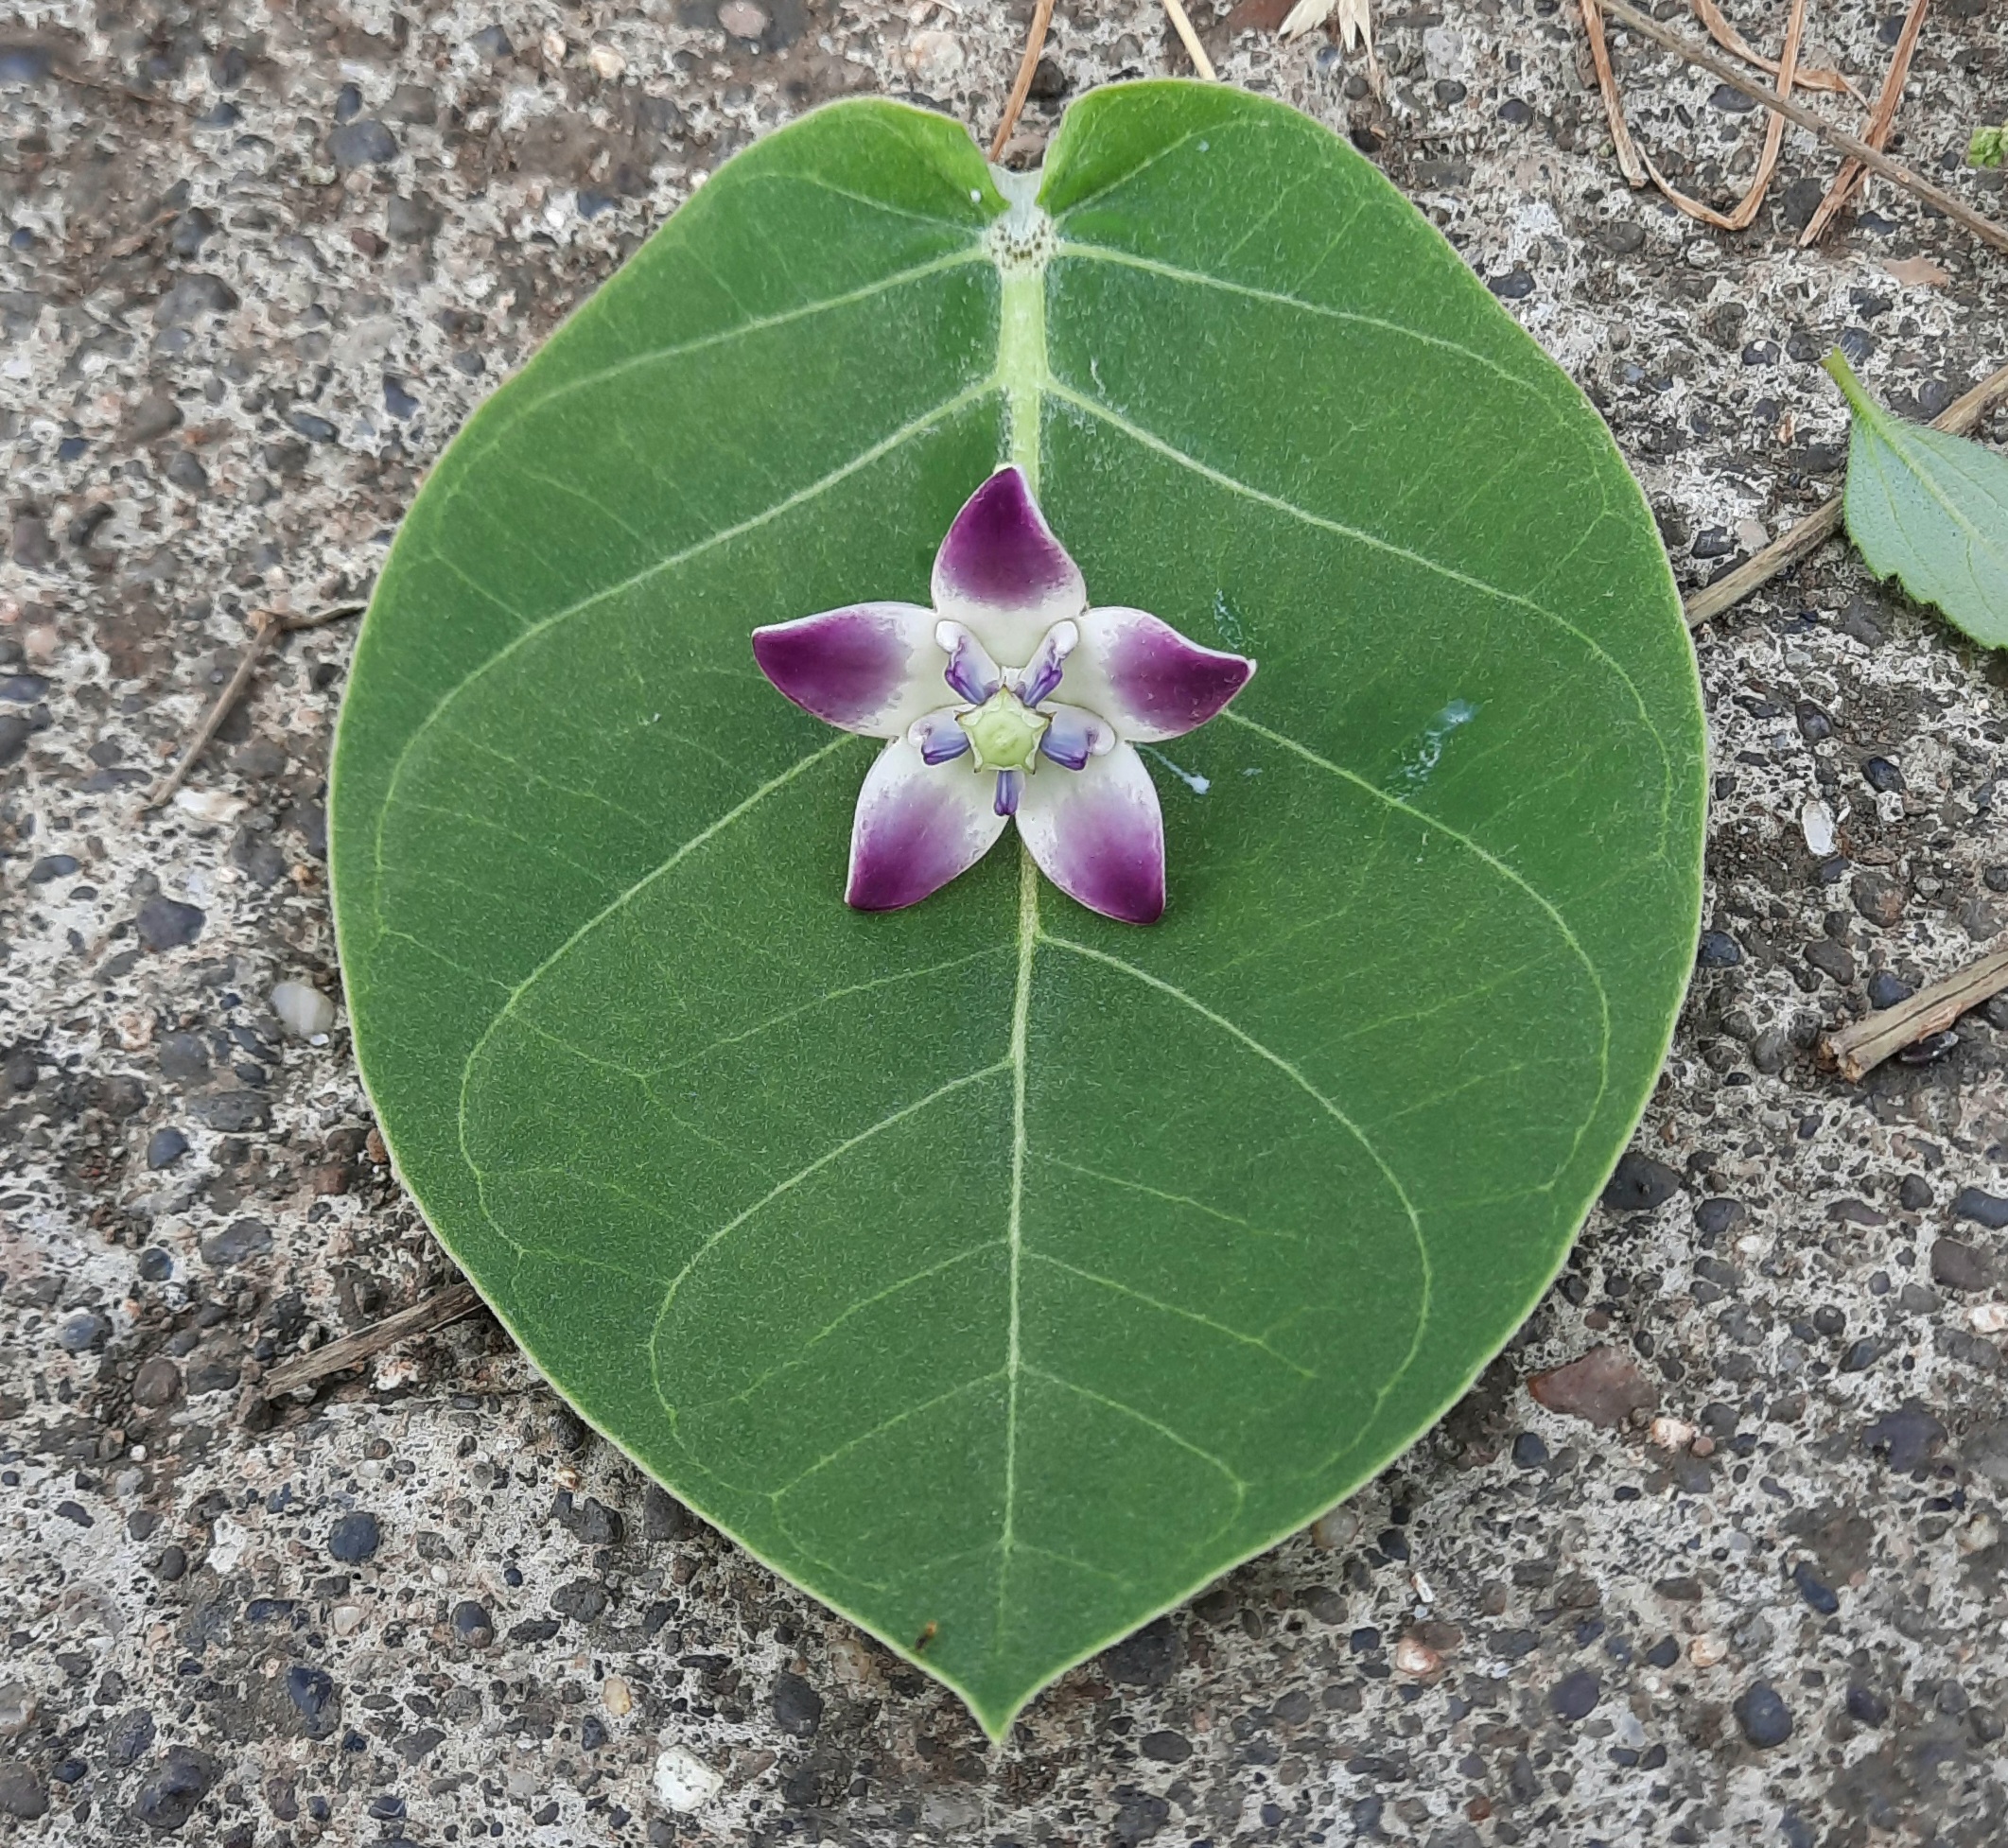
[1824,349,2008,648]
[330,81,1704,1736]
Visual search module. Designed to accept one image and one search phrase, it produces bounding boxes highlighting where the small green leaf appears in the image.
[1825,349,2008,647]
[1969,125,2006,169]
[331,82,1704,1736]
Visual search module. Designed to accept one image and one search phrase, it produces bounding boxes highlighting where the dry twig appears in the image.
[1162,0,1220,80]
[1801,0,1929,246]
[140,601,365,812]
[1582,0,1648,187]
[987,0,1056,160]
[1684,356,2008,627]
[1596,0,2008,255]
[260,1283,484,1397]
[1633,0,1807,231]
[1822,944,2008,1082]
[1688,0,1865,103]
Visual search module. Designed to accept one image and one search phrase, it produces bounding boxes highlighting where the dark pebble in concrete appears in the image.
[147,1127,190,1170]
[1847,1683,1890,1725]
[136,897,205,950]
[1953,1187,2008,1229]
[1549,1668,1600,1720]
[1860,756,1905,793]
[327,1511,381,1562]
[1790,1560,1840,1614]
[1860,1402,1946,1471]
[1867,970,1914,1008]
[286,1665,337,1730]
[771,1670,824,1738]
[1931,1238,1991,1291]
[1696,930,1741,967]
[328,117,398,167]
[134,1744,219,1830]
[157,1031,210,1080]
[452,1601,494,1647]
[200,1217,271,1265]
[1601,1152,1680,1212]
[0,1761,47,1820]
[1734,1681,1793,1747]
[57,1310,103,1352]
[1511,1432,1548,1470]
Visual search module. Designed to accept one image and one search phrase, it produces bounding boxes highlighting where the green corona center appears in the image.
[958,689,1050,772]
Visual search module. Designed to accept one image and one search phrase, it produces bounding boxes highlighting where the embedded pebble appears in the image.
[1735,1682,1794,1748]
[327,1511,382,1562]
[654,1743,725,1811]
[717,2,769,38]
[270,980,338,1037]
[0,1684,36,1741]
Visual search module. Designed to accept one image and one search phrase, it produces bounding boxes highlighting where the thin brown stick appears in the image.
[1801,0,1928,246]
[261,1283,484,1397]
[140,602,364,811]
[1162,0,1220,79]
[988,0,1056,161]
[1685,356,2008,626]
[141,610,279,812]
[1822,944,2008,1082]
[1688,0,1865,103]
[1596,0,2008,255]
[281,601,367,634]
[1582,0,1648,187]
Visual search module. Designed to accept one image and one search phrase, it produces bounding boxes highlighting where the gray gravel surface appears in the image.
[5,1,2008,1843]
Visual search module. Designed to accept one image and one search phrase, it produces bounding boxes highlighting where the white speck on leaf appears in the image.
[1400,699,1478,787]
[1143,747,1210,794]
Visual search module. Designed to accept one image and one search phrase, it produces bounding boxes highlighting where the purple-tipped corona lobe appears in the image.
[846,739,1006,912]
[909,707,973,765]
[1038,703,1115,771]
[1069,607,1256,743]
[937,620,1005,706]
[932,468,1086,662]
[1016,742,1166,926]
[751,603,940,738]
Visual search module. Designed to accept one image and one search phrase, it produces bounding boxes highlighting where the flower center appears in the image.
[957,689,1049,772]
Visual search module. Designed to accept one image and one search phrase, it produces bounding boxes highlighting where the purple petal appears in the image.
[1016,741,1165,925]
[1070,607,1256,743]
[935,619,1004,705]
[752,603,943,738]
[847,739,1007,912]
[1038,702,1116,772]
[909,706,972,765]
[994,768,1022,817]
[1016,619,1078,707]
[932,467,1086,665]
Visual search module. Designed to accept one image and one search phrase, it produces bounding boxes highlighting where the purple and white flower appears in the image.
[751,466,1255,925]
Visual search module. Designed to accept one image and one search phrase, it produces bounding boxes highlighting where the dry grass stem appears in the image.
[1688,0,1865,102]
[987,0,1056,160]
[140,602,366,812]
[1596,0,2008,255]
[1162,0,1220,79]
[1801,0,1929,246]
